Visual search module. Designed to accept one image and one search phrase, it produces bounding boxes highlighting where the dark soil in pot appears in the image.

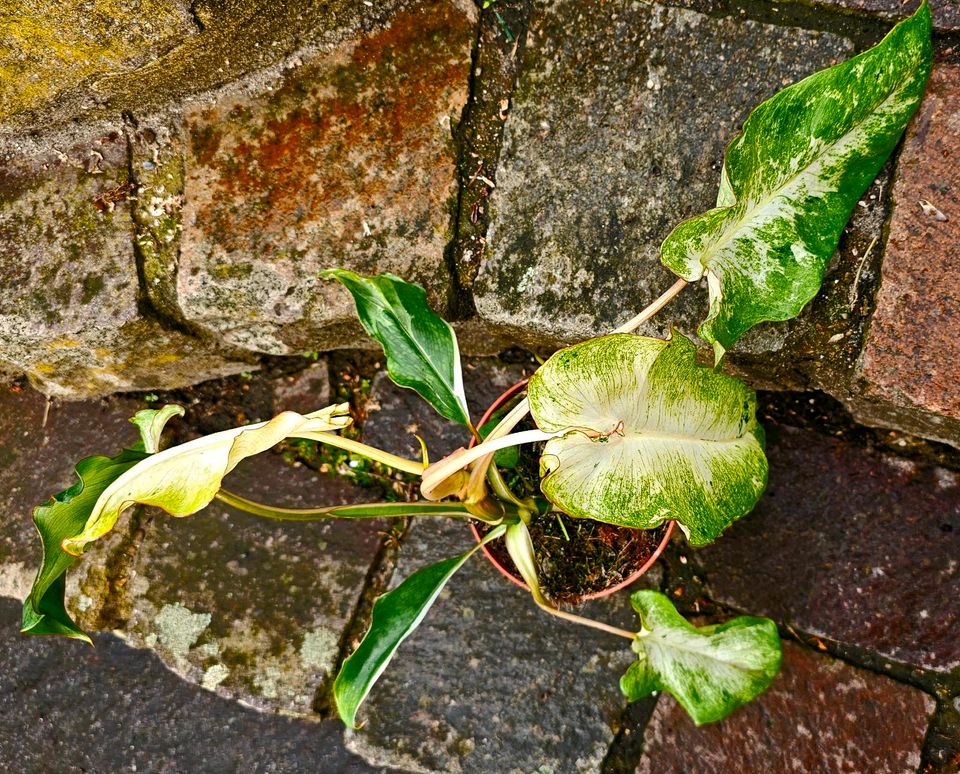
[474,406,670,606]
[477,514,669,606]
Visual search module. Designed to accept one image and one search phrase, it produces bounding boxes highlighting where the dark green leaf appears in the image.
[334,524,505,727]
[21,449,148,642]
[660,4,932,359]
[323,270,470,426]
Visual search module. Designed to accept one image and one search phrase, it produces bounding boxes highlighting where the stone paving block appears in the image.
[0,130,250,399]
[0,0,196,122]
[850,65,960,447]
[0,598,388,773]
[345,518,650,774]
[694,424,960,672]
[174,0,475,355]
[635,640,934,773]
[123,451,384,716]
[474,0,852,351]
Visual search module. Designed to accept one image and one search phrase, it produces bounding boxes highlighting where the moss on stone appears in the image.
[0,0,196,121]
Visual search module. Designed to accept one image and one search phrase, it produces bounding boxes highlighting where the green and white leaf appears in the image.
[621,590,781,725]
[129,404,185,452]
[527,333,766,546]
[660,4,933,359]
[22,403,186,641]
[334,524,506,727]
[61,404,351,556]
[22,448,149,642]
[324,269,470,426]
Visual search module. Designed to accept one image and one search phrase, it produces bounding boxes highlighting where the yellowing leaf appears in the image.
[62,404,352,556]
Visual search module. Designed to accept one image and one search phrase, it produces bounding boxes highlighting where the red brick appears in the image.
[636,641,934,774]
[853,65,960,445]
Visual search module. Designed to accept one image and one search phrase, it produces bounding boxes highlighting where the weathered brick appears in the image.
[0,130,250,399]
[173,0,475,354]
[850,64,960,447]
[0,0,196,122]
[696,424,960,672]
[636,641,934,773]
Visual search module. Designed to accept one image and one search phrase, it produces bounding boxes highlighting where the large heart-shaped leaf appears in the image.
[527,333,766,546]
[324,270,471,426]
[621,591,781,725]
[660,4,932,359]
[334,524,506,727]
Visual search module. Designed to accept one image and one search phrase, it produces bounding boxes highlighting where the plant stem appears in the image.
[533,599,638,641]
[294,431,426,476]
[422,428,558,499]
[215,489,477,521]
[613,277,689,334]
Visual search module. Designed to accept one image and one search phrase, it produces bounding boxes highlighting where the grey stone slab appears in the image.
[635,641,934,773]
[0,597,388,773]
[345,518,653,774]
[474,0,852,352]
[352,360,664,771]
[122,451,385,716]
[695,424,960,672]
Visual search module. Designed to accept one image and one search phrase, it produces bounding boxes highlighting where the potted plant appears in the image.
[20,4,932,730]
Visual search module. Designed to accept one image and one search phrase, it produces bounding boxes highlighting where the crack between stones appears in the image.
[121,111,258,365]
[310,515,411,720]
[83,505,156,632]
[443,0,533,321]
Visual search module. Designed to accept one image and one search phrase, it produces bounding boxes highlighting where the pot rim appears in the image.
[468,379,676,600]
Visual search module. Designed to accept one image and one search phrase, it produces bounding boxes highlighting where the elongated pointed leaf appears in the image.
[621,591,781,725]
[22,448,149,642]
[334,524,506,727]
[528,333,766,546]
[62,405,351,556]
[323,270,470,426]
[660,4,932,358]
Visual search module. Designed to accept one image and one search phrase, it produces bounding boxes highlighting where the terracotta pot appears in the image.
[468,380,675,600]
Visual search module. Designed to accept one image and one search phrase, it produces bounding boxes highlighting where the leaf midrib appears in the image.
[371,295,465,421]
[645,632,762,672]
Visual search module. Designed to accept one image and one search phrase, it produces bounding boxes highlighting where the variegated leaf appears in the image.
[660,4,932,359]
[621,590,781,725]
[527,333,766,546]
[62,404,351,555]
